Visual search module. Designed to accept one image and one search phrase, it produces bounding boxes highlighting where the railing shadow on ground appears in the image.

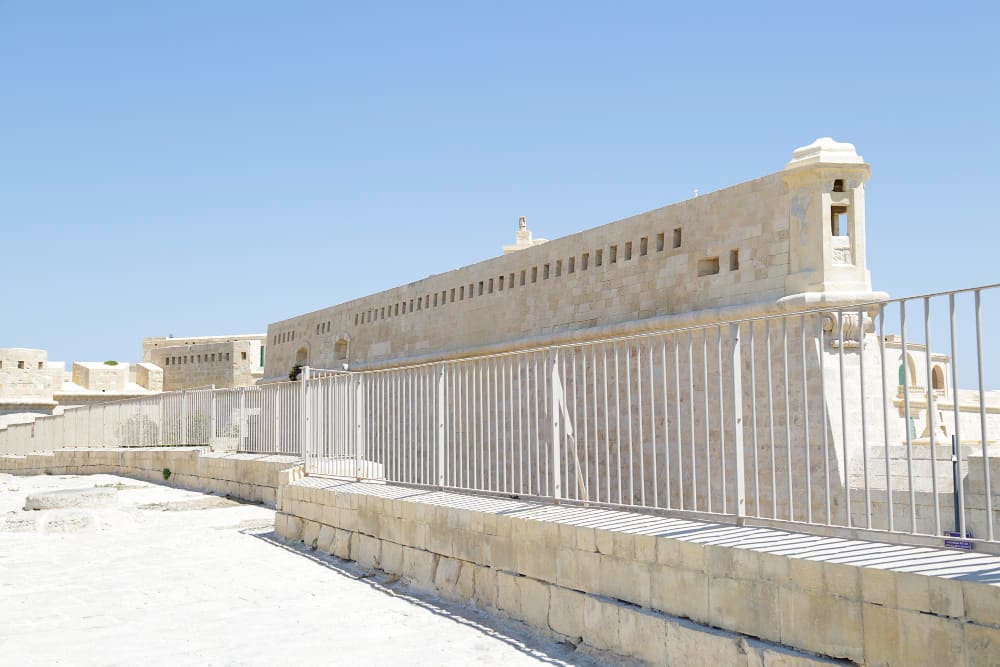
[242,527,620,667]
[296,476,1000,584]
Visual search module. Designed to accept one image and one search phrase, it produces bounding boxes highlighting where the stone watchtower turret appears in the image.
[782,137,874,301]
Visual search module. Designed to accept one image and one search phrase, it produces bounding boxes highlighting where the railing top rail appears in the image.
[335,283,999,376]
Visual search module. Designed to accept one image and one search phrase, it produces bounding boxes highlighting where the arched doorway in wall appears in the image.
[932,365,945,391]
[898,353,919,387]
[295,347,309,367]
[334,337,349,367]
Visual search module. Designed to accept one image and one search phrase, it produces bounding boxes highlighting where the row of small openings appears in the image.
[316,321,332,335]
[164,352,233,366]
[274,331,296,345]
[352,226,685,327]
[697,249,741,277]
[0,360,42,369]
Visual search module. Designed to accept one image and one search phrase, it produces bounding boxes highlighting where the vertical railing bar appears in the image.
[782,317,793,521]
[923,297,942,536]
[718,325,727,514]
[749,321,760,518]
[879,304,894,533]
[689,331,697,512]
[765,319,776,519]
[975,290,994,541]
[949,293,966,539]
[703,329,712,514]
[858,307,871,529]
[900,300,917,533]
[649,338,658,508]
[838,310,851,527]
[800,315,812,525]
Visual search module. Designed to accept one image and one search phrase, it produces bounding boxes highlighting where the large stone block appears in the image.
[651,565,708,624]
[779,587,862,663]
[548,587,585,639]
[356,534,381,569]
[619,606,667,665]
[402,547,437,589]
[516,576,550,630]
[664,618,745,666]
[582,595,620,652]
[709,576,779,643]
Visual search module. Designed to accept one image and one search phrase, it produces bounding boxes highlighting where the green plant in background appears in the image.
[103,360,118,366]
[162,467,172,481]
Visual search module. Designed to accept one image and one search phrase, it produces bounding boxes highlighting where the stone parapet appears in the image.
[0,447,302,507]
[275,477,1000,666]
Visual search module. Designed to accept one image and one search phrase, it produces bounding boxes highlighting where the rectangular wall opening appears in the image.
[729,249,740,271]
[595,249,603,266]
[555,260,562,277]
[624,242,632,260]
[581,253,589,270]
[639,237,648,256]
[609,245,618,263]
[697,256,720,276]
[543,264,550,279]
[656,233,665,252]
[673,228,682,248]
[831,206,849,236]
[568,256,575,273]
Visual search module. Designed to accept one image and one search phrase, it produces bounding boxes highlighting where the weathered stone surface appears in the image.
[24,486,116,510]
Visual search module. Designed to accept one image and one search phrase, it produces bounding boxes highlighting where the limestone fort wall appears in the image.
[264,138,875,380]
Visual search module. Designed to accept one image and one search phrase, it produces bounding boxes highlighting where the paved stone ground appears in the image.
[0,473,619,666]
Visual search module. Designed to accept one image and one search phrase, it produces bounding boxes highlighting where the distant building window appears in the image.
[582,253,589,270]
[656,233,665,252]
[38,361,43,369]
[18,361,24,369]
[241,352,247,360]
[673,228,682,248]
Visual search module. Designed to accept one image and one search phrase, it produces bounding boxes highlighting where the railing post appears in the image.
[729,323,746,524]
[300,366,311,473]
[209,388,217,450]
[550,351,563,501]
[437,364,447,488]
[181,390,188,445]
[355,373,365,480]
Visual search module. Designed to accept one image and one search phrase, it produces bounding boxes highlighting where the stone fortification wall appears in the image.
[145,337,266,391]
[0,447,302,507]
[276,476,1000,666]
[264,139,876,380]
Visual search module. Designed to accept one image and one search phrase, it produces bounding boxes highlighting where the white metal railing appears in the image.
[302,284,1000,549]
[0,381,303,456]
[2,284,997,549]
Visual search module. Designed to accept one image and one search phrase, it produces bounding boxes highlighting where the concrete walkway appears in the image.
[0,473,616,666]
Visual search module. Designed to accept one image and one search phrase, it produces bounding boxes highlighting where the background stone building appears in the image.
[142,334,266,391]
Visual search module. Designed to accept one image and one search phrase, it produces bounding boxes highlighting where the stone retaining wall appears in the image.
[275,476,1000,666]
[0,448,302,507]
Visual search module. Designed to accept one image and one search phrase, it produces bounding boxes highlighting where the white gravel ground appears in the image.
[0,473,619,666]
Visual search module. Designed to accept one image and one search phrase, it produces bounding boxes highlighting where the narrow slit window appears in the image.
[831,206,848,236]
[624,242,632,260]
[582,253,589,270]
[498,276,504,291]
[833,179,845,192]
[609,245,618,263]
[729,249,740,271]
[520,270,526,286]
[568,256,575,273]
[531,267,538,283]
[656,233,665,252]
[509,272,515,287]
[673,227,682,248]
[459,286,465,300]
[595,249,603,266]
[488,278,494,294]
[639,237,648,256]
[555,260,562,277]
[450,288,455,302]
[478,281,484,296]
[543,264,550,279]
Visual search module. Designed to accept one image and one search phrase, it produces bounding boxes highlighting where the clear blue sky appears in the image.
[1,2,998,367]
